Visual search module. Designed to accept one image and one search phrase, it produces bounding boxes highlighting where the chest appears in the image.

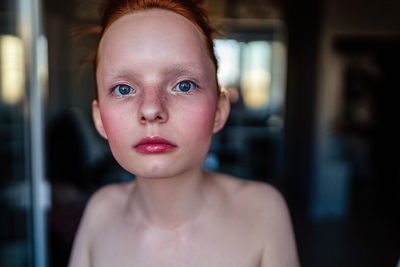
[90,219,263,267]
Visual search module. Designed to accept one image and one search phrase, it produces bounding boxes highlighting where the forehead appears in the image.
[97,9,213,74]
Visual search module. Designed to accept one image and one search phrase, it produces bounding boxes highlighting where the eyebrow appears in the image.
[163,63,204,77]
[109,62,206,80]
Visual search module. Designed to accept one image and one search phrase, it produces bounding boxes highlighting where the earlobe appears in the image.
[92,100,108,139]
[213,90,230,133]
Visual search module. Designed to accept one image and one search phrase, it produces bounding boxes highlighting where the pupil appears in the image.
[179,82,191,92]
[119,85,130,95]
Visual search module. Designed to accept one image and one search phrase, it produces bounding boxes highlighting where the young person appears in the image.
[68,0,300,266]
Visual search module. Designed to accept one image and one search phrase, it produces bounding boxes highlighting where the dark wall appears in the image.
[283,0,322,216]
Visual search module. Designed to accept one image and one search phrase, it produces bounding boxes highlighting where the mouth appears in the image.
[133,136,177,154]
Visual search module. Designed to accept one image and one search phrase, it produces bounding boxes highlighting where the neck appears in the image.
[128,166,208,229]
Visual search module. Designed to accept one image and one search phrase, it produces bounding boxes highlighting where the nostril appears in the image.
[139,113,166,124]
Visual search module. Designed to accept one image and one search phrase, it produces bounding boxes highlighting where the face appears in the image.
[93,9,229,178]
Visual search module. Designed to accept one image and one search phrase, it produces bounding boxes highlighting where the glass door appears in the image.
[0,0,48,266]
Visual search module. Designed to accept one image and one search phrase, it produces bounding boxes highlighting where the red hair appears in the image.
[91,0,219,97]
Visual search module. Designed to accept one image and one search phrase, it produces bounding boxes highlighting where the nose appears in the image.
[138,87,168,124]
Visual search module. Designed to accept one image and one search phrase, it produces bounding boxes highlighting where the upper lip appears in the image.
[134,136,176,147]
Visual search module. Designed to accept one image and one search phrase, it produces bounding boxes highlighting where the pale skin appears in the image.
[68,8,300,267]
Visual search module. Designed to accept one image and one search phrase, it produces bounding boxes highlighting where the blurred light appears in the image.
[0,35,25,105]
[214,39,241,88]
[37,35,49,99]
[241,41,271,109]
[266,114,284,132]
[241,68,271,109]
[202,153,219,171]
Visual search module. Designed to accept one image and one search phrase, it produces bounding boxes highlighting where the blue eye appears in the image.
[114,84,134,95]
[176,81,196,93]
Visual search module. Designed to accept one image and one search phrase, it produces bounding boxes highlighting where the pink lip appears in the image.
[133,136,177,154]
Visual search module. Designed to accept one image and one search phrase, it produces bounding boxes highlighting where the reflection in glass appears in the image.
[0,0,48,266]
[241,41,271,110]
[215,39,273,110]
[214,39,241,90]
[212,31,286,182]
[0,35,25,105]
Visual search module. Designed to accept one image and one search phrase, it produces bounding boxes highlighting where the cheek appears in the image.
[176,100,217,141]
[100,107,131,146]
[193,107,215,137]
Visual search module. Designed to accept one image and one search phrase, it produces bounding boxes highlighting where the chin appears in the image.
[120,160,175,179]
[124,159,203,179]
[132,169,184,179]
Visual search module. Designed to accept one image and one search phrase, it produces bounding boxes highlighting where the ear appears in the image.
[92,100,108,139]
[213,90,230,133]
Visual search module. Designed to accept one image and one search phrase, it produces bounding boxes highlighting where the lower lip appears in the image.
[134,144,177,154]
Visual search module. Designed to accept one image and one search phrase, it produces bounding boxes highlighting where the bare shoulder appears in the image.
[82,181,133,231]
[210,173,300,267]
[210,172,288,215]
[87,182,132,211]
[68,181,133,267]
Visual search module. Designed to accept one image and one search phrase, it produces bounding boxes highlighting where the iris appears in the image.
[115,84,132,95]
[178,81,194,92]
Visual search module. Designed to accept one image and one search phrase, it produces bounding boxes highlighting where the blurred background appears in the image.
[0,0,399,266]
